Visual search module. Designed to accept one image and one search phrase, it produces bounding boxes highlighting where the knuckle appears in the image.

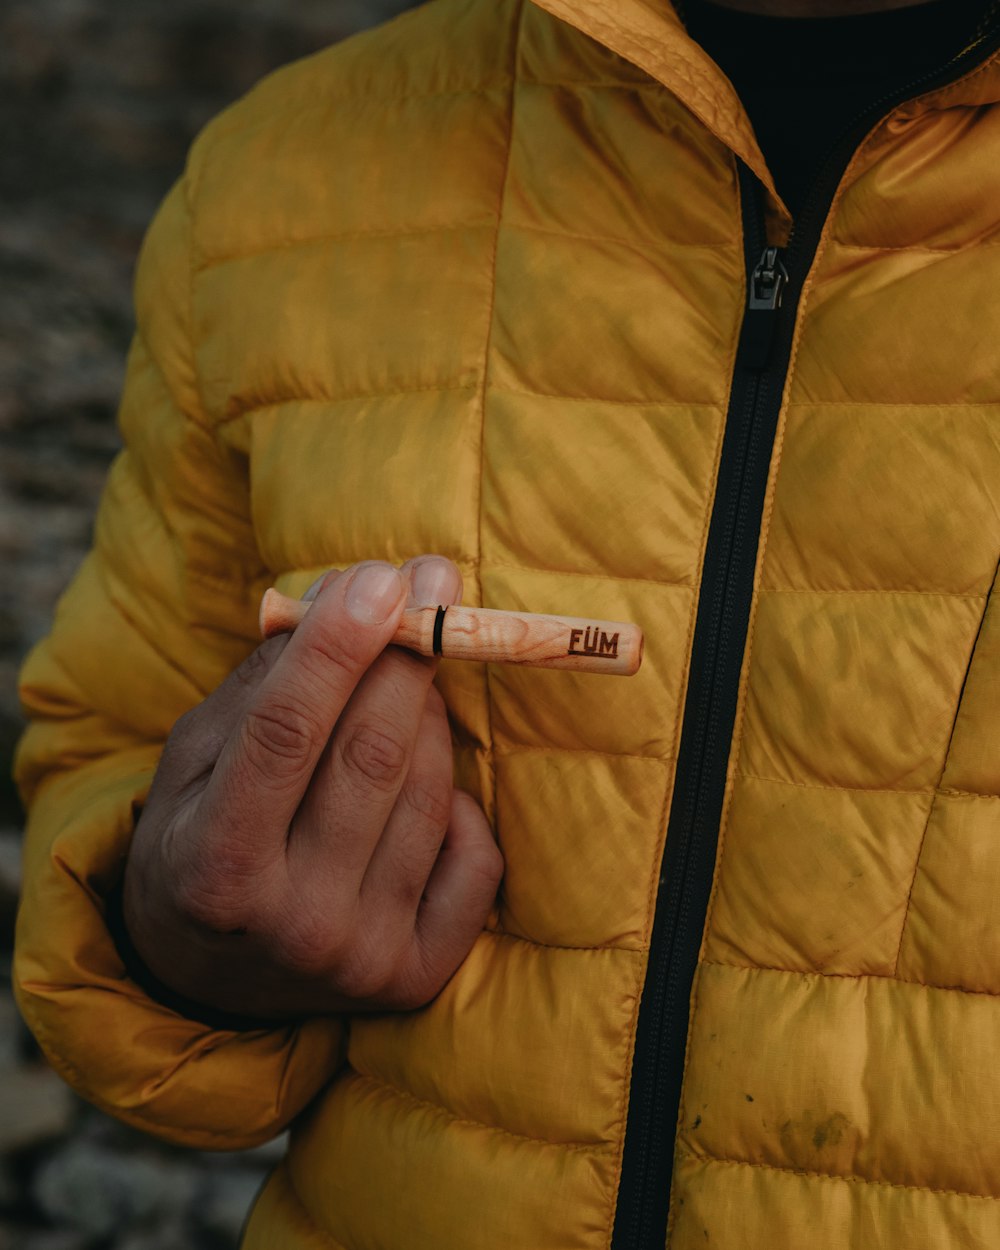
[299,629,361,686]
[162,706,224,774]
[340,721,410,792]
[333,945,393,1003]
[171,865,252,934]
[401,777,452,836]
[241,702,322,776]
[278,914,338,977]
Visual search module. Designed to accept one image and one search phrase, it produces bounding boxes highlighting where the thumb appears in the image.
[167,573,346,780]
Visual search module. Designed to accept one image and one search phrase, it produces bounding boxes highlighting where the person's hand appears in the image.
[120,555,502,1020]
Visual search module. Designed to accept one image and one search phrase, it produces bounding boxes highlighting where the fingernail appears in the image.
[345,563,403,624]
[410,558,458,606]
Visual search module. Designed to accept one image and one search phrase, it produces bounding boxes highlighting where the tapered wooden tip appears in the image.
[259,588,309,638]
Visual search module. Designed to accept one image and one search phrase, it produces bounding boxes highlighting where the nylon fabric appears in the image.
[12,0,1000,1244]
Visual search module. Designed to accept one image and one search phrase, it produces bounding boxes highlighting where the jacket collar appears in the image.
[529,0,776,192]
[529,0,1000,211]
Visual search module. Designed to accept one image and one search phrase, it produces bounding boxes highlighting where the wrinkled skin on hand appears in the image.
[122,555,503,1020]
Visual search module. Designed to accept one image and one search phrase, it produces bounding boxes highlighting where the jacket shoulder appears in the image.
[185,0,521,204]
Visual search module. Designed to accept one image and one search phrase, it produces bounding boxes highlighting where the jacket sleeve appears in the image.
[12,174,346,1151]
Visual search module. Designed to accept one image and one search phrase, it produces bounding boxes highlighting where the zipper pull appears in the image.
[740,245,789,371]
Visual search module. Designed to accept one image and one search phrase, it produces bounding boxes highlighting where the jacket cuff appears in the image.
[103,873,285,1033]
[14,753,346,1150]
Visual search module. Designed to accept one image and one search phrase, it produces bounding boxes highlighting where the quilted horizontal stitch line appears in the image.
[505,218,732,257]
[484,558,697,590]
[100,578,214,701]
[936,787,1000,800]
[131,327,212,434]
[783,399,1000,408]
[350,1070,615,1156]
[701,958,1000,1001]
[737,771,936,799]
[494,741,673,764]
[830,239,1000,254]
[212,383,480,428]
[676,1146,1000,1203]
[194,83,514,160]
[519,76,667,90]
[483,925,649,955]
[193,219,498,274]
[758,586,986,600]
[267,555,482,580]
[270,559,693,591]
[489,383,723,408]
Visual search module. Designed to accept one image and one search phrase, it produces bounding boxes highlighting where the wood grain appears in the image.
[259,589,643,676]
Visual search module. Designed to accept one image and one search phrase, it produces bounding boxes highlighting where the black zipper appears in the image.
[611,12,1000,1250]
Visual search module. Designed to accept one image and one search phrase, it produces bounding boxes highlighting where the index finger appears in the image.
[202,561,409,847]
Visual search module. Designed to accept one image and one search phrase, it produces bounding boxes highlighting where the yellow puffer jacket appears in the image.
[15,0,1000,1244]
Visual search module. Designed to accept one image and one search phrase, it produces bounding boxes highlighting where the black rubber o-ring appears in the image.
[432,604,447,657]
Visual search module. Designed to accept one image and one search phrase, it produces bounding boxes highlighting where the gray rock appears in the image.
[0,986,28,1066]
[0,1065,75,1154]
[0,831,22,943]
[0,1228,90,1250]
[115,1219,199,1250]
[0,1158,23,1209]
[33,1142,198,1238]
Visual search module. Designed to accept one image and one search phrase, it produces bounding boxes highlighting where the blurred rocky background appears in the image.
[0,1,416,1244]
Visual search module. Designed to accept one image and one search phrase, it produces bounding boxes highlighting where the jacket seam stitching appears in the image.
[194,218,497,273]
[495,742,673,764]
[675,1147,1000,1202]
[351,1070,613,1156]
[268,556,693,593]
[507,218,731,258]
[701,957,1000,999]
[483,926,648,954]
[832,240,1000,253]
[213,382,480,427]
[484,558,696,590]
[784,399,1000,408]
[758,585,986,599]
[194,83,514,154]
[178,76,679,173]
[490,383,723,407]
[180,176,214,432]
[891,552,1000,974]
[737,770,937,799]
[522,77,666,91]
[130,327,210,436]
[99,581,213,702]
[472,0,523,873]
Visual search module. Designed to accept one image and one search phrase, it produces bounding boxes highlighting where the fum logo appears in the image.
[567,627,619,660]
